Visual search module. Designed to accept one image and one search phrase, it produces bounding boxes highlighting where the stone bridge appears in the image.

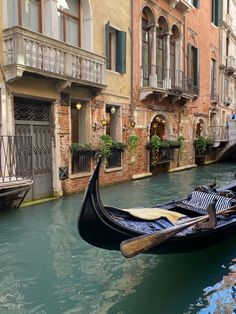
[209,121,236,161]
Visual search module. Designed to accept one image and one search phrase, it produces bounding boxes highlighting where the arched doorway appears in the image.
[149,115,171,174]
[195,118,204,138]
[150,114,166,139]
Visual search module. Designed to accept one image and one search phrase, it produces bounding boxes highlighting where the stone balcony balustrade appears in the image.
[140,65,196,101]
[3,26,106,89]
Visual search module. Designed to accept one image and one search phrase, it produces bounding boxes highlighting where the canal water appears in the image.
[0,162,236,314]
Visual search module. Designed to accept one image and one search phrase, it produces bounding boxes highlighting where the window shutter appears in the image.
[116,31,126,74]
[217,0,223,26]
[187,43,192,82]
[105,22,111,69]
[193,47,199,94]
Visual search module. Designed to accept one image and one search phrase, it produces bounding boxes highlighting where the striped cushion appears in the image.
[182,191,235,214]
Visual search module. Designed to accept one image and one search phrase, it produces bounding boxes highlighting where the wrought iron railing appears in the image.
[0,136,32,182]
[71,151,92,174]
[208,126,229,142]
[157,148,175,163]
[107,149,122,169]
[140,65,198,95]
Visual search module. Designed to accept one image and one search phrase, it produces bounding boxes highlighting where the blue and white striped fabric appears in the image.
[182,191,235,214]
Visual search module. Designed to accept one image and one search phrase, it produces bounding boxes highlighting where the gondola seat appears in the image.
[178,191,236,215]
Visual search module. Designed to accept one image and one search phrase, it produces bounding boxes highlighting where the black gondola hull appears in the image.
[78,157,236,255]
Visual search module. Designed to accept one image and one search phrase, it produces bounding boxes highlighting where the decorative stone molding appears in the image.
[3,26,106,89]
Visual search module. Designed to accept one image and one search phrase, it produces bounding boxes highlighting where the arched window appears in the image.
[142,9,151,87]
[170,25,181,88]
[156,17,168,87]
[58,0,80,47]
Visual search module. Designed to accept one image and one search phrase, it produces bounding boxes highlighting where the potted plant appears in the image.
[145,135,161,167]
[100,135,126,159]
[194,136,213,156]
[146,135,183,167]
[70,143,94,156]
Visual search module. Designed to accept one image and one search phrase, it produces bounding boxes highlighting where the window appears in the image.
[71,102,86,144]
[227,0,230,14]
[187,44,199,94]
[226,36,229,67]
[211,59,216,98]
[224,78,229,99]
[105,106,117,140]
[105,22,126,74]
[191,0,200,8]
[156,32,164,85]
[71,102,90,174]
[142,12,150,86]
[7,0,42,32]
[212,0,220,26]
[58,0,80,46]
[105,105,122,169]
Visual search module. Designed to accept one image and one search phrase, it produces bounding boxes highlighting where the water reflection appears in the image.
[188,255,236,313]
[0,162,236,313]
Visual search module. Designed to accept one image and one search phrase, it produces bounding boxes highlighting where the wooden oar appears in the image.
[120,204,236,258]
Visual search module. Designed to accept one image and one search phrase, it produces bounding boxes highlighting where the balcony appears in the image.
[225,56,236,76]
[3,26,106,89]
[208,126,229,142]
[169,0,193,13]
[140,66,197,101]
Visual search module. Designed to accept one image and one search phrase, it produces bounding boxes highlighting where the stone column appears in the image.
[164,34,171,89]
[149,26,157,87]
[44,0,59,39]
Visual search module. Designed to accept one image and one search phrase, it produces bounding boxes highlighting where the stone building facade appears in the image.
[131,0,201,175]
[0,0,133,200]
[218,0,236,124]
[0,1,234,201]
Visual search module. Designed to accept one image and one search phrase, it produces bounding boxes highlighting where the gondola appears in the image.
[0,179,33,210]
[78,156,236,256]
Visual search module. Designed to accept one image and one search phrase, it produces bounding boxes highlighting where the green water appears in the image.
[0,162,236,314]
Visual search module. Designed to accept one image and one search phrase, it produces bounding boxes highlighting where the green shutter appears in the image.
[105,22,111,69]
[193,47,199,94]
[187,43,192,82]
[217,0,223,26]
[214,0,219,26]
[116,31,126,74]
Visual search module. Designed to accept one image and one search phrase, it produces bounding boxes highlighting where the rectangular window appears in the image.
[105,22,126,74]
[187,44,199,94]
[227,0,230,14]
[224,78,229,99]
[156,36,163,86]
[7,0,41,32]
[191,0,200,8]
[212,0,220,26]
[105,105,122,169]
[106,106,117,140]
[211,59,216,98]
[58,0,80,46]
[7,0,19,27]
[71,102,91,174]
